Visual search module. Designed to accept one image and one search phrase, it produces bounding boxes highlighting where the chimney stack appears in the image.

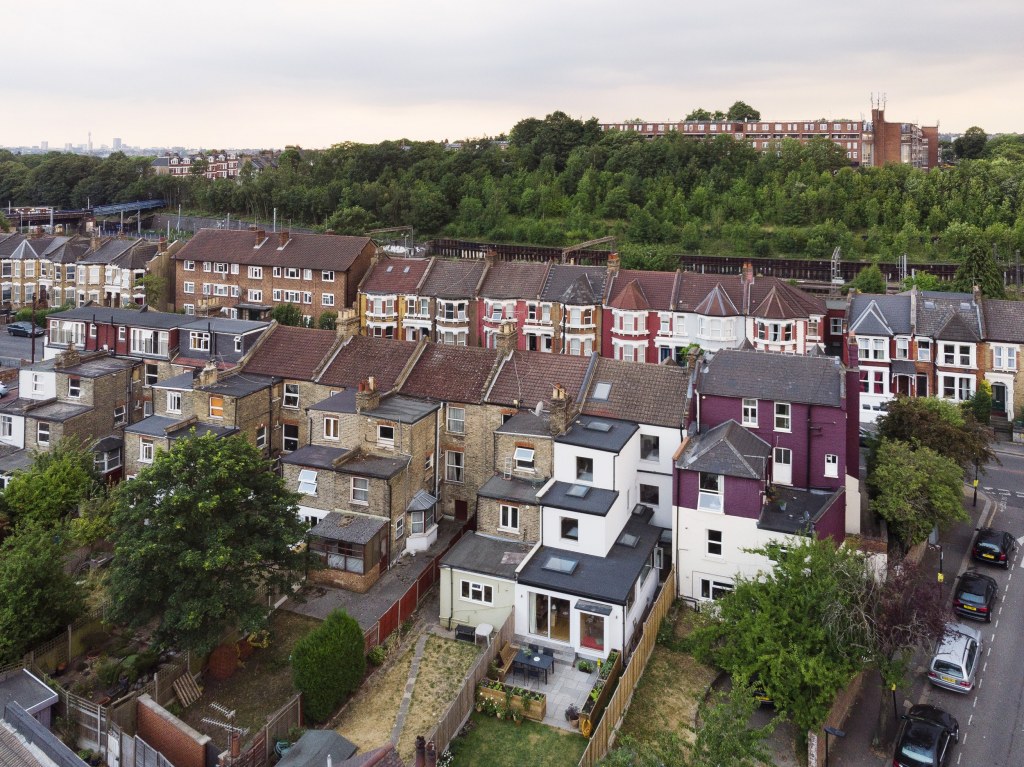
[742,261,754,284]
[230,732,240,758]
[198,359,218,388]
[355,377,381,413]
[549,383,571,435]
[496,320,517,357]
[278,230,290,248]
[334,308,360,340]
[255,229,265,246]
[607,252,620,276]
[414,736,426,767]
[484,247,498,268]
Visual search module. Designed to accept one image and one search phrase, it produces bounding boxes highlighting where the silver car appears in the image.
[927,623,982,694]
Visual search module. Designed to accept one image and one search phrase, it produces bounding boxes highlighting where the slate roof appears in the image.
[80,237,148,265]
[336,452,409,479]
[58,355,137,378]
[317,336,419,391]
[309,512,387,546]
[758,486,844,535]
[982,299,1024,343]
[478,261,550,299]
[0,448,32,475]
[748,279,826,319]
[582,357,690,428]
[674,272,824,318]
[556,416,638,452]
[697,349,844,407]
[0,234,24,258]
[125,417,237,440]
[675,273,746,312]
[914,291,981,339]
[173,229,372,271]
[495,411,551,437]
[365,395,439,424]
[485,350,593,408]
[309,389,357,414]
[47,306,191,330]
[181,318,268,335]
[243,325,338,380]
[477,475,550,505]
[151,372,196,391]
[418,258,486,299]
[606,269,677,312]
[400,344,497,404]
[441,532,535,580]
[677,419,771,479]
[517,509,662,605]
[281,444,348,470]
[540,481,618,516]
[848,293,913,336]
[17,401,91,423]
[197,372,277,397]
[540,265,608,304]
[360,257,431,295]
[933,308,980,343]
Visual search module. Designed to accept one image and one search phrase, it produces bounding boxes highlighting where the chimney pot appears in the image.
[230,732,240,758]
[368,376,376,392]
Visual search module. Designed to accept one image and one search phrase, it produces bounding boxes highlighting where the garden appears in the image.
[444,712,588,767]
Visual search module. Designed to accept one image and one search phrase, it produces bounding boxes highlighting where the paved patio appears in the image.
[507,658,599,731]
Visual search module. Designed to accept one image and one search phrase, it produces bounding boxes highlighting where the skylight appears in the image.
[386,265,394,272]
[585,420,612,433]
[543,555,579,574]
[592,382,612,401]
[404,266,411,273]
[566,484,590,498]
[618,532,639,548]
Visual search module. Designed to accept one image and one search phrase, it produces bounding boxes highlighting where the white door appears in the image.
[773,447,792,486]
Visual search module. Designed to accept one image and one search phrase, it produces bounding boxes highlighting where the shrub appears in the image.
[368,645,387,666]
[577,659,594,673]
[291,609,366,722]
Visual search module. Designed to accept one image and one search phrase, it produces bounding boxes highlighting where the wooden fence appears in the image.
[577,567,676,767]
[424,615,515,755]
[362,521,471,652]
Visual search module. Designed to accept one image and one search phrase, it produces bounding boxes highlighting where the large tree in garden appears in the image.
[291,609,366,722]
[874,395,994,471]
[106,432,307,654]
[0,523,83,663]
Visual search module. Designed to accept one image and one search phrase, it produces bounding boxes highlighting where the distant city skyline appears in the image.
[3,1,1022,150]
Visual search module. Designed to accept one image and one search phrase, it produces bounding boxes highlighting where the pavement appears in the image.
[827,430,1024,766]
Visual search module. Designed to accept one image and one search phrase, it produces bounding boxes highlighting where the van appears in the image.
[927,623,981,693]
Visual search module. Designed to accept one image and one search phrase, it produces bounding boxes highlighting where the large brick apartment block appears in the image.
[172,229,376,322]
[599,106,939,170]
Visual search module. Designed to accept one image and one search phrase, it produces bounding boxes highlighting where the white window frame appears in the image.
[190,331,211,352]
[139,437,154,463]
[825,453,839,478]
[706,529,723,557]
[917,339,932,362]
[324,416,340,441]
[298,469,318,496]
[698,472,722,512]
[67,377,81,398]
[513,446,535,471]
[283,383,300,409]
[322,270,335,282]
[499,504,519,532]
[445,450,464,483]
[774,402,791,432]
[322,293,335,307]
[994,345,1018,371]
[248,265,263,279]
[460,580,494,605]
[446,406,465,434]
[351,476,369,504]
[377,424,395,447]
[741,398,758,427]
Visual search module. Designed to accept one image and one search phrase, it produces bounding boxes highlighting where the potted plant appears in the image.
[577,659,594,673]
[565,704,580,729]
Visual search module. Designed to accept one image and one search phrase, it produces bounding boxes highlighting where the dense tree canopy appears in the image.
[0,439,101,533]
[874,396,995,470]
[106,432,307,654]
[953,127,988,160]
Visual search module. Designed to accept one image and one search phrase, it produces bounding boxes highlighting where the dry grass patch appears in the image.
[334,647,414,751]
[396,636,480,760]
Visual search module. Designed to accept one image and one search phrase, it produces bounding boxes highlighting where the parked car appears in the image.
[927,623,982,693]
[971,527,1017,569]
[952,571,998,623]
[893,704,958,767]
[6,321,44,337]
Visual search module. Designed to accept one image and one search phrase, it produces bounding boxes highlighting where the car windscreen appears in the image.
[931,659,963,677]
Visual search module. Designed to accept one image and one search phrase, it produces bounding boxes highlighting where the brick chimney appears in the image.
[278,230,290,248]
[549,383,570,436]
[198,359,218,388]
[335,308,360,340]
[484,246,498,268]
[742,261,754,284]
[606,252,620,277]
[355,377,381,413]
[426,741,437,767]
[58,344,82,369]
[972,284,982,303]
[496,320,517,356]
[254,228,265,247]
[414,736,426,767]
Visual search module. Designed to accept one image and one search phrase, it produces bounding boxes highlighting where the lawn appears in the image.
[179,611,319,750]
[448,712,587,767]
[396,636,480,761]
[334,647,414,751]
[618,604,717,745]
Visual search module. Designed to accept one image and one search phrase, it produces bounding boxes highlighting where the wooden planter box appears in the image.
[579,652,623,738]
[477,684,547,722]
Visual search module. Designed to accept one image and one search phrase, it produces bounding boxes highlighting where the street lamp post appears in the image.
[823,725,845,767]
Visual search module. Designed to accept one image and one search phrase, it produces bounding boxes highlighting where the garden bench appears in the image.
[497,642,518,682]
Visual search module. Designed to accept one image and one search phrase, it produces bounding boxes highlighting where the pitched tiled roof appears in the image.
[677,419,771,479]
[243,325,338,380]
[606,270,676,311]
[934,308,980,342]
[0,234,25,258]
[914,291,981,339]
[317,336,419,391]
[693,282,740,317]
[399,343,498,404]
[173,229,372,271]
[582,358,691,428]
[418,259,486,299]
[848,294,912,335]
[360,257,431,295]
[675,273,746,312]
[486,350,593,409]
[698,349,844,407]
[748,279,825,318]
[982,299,1024,343]
[478,261,550,299]
[80,237,147,264]
[540,265,608,304]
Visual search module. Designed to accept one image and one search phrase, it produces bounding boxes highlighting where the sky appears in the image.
[6,0,1023,150]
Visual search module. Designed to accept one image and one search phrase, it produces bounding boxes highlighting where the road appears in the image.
[0,330,46,366]
[833,446,1024,766]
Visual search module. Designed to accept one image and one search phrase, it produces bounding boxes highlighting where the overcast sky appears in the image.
[6,0,1022,150]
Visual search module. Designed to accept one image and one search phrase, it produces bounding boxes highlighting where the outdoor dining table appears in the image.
[513,647,554,683]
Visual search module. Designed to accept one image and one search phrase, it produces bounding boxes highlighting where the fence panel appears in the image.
[262,694,302,761]
[398,584,419,623]
[134,735,174,767]
[578,567,675,767]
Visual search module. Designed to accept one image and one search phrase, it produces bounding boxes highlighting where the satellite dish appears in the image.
[534,401,543,416]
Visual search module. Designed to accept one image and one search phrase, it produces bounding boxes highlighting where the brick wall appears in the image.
[136,693,210,767]
[477,497,541,543]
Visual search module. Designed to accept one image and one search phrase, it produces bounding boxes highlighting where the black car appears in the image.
[6,321,44,337]
[893,704,958,767]
[971,527,1017,568]
[953,571,998,622]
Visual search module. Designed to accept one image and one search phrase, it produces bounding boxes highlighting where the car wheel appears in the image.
[986,611,992,623]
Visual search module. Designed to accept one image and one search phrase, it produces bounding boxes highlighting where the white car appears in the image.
[927,623,982,694]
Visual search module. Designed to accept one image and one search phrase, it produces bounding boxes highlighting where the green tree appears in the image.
[106,433,307,654]
[951,241,1006,298]
[0,212,9,232]
[726,101,761,122]
[848,263,886,294]
[291,609,367,722]
[869,439,966,547]
[689,539,866,737]
[688,681,775,766]
[901,271,946,292]
[686,108,712,121]
[137,274,165,308]
[0,439,101,532]
[969,379,993,425]
[874,395,994,470]
[317,310,338,330]
[0,523,83,663]
[271,302,303,327]
[953,126,987,160]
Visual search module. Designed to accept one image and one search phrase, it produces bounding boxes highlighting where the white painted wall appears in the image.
[440,568,516,630]
[513,582,624,659]
[0,413,24,448]
[18,369,56,401]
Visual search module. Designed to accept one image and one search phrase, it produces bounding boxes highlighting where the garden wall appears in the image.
[136,694,211,767]
[806,670,866,767]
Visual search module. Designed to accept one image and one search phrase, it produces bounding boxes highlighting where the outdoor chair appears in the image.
[541,646,555,668]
